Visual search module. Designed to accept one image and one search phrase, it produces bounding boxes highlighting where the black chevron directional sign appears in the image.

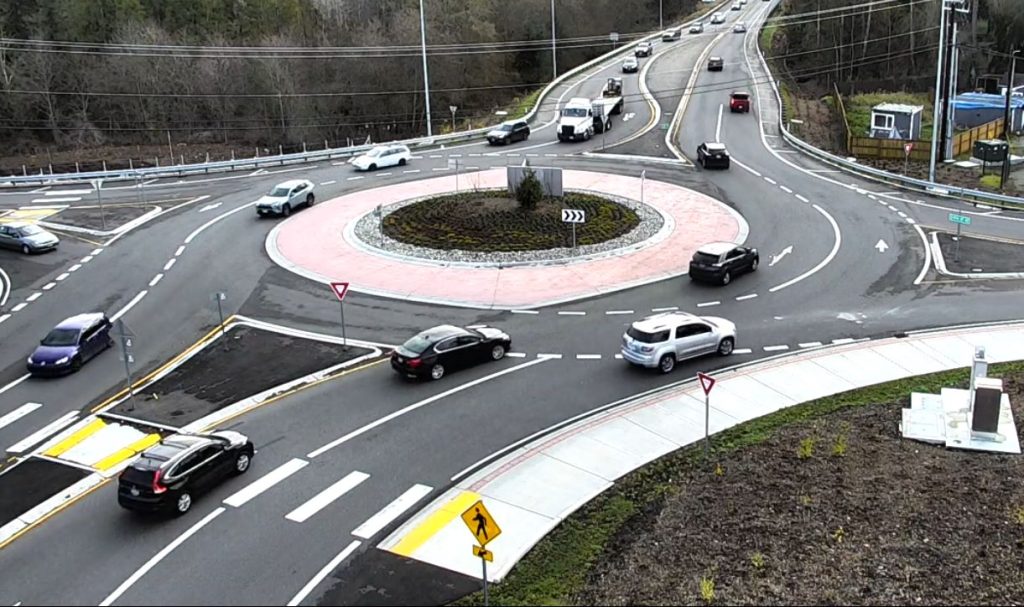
[561,208,586,223]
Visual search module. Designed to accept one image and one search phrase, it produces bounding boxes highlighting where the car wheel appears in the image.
[107,335,116,348]
[21,244,31,255]
[233,450,252,475]
[717,337,735,356]
[429,364,445,380]
[658,354,676,374]
[751,257,759,271]
[721,271,731,285]
[282,204,291,217]
[306,194,315,207]
[174,491,192,516]
[71,356,82,372]
[584,128,592,141]
[369,163,377,171]
[491,344,506,361]
[723,160,730,169]
[399,158,407,166]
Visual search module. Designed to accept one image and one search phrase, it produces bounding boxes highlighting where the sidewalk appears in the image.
[380,321,1024,582]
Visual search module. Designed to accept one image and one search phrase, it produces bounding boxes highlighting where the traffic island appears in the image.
[0,457,91,530]
[46,204,155,232]
[931,231,1024,278]
[108,321,377,428]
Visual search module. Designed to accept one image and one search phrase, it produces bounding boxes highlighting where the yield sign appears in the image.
[697,372,716,395]
[330,281,350,302]
[904,142,914,156]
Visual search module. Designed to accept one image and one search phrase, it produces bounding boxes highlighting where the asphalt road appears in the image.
[1,0,1023,604]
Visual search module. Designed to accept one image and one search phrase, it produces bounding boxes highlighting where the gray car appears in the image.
[0,222,60,254]
[621,311,736,373]
[255,179,315,217]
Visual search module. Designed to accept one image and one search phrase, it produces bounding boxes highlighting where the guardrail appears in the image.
[0,13,698,189]
[753,10,1024,209]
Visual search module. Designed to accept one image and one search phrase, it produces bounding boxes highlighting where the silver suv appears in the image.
[255,179,315,217]
[621,312,736,373]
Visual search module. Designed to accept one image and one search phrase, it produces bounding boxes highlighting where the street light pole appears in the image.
[1002,49,1020,188]
[419,0,433,138]
[928,1,949,183]
[660,0,663,30]
[551,0,557,79]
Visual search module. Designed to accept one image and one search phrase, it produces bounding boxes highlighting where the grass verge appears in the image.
[452,359,1024,606]
[844,91,933,140]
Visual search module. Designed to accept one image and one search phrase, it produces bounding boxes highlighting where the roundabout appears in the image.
[267,168,748,308]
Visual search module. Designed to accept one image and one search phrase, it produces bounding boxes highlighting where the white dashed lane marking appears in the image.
[164,259,176,271]
[779,185,793,194]
[832,338,855,345]
[651,306,678,312]
[575,354,602,360]
[732,348,753,355]
[347,176,364,181]
[796,194,810,203]
[11,303,27,312]
[735,293,758,301]
[696,301,720,307]
[764,177,777,185]
[26,293,41,302]
[55,273,69,282]
[536,353,563,359]
[799,342,823,348]
[175,246,186,256]
[557,311,586,316]
[148,274,163,287]
[763,345,789,352]
[403,170,421,174]
[80,255,94,263]
[506,352,527,358]
[320,180,336,185]
[605,310,634,315]
[510,310,539,315]
[42,282,56,291]
[68,264,81,272]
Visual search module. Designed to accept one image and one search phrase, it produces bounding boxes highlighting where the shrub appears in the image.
[750,552,766,570]
[699,576,715,604]
[980,174,1003,190]
[797,436,816,459]
[516,168,544,210]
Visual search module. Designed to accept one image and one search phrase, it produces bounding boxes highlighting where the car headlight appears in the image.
[26,356,34,364]
[56,356,69,365]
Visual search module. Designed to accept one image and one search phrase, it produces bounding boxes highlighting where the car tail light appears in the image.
[407,358,422,368]
[152,469,167,494]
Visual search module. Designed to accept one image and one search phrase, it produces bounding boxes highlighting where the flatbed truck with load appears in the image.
[557,78,624,142]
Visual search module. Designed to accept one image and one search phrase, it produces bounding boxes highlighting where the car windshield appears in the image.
[269,186,290,197]
[41,328,80,346]
[401,334,435,354]
[627,327,670,343]
[693,252,722,264]
[19,224,44,236]
[563,108,588,118]
[365,148,384,157]
[497,124,513,132]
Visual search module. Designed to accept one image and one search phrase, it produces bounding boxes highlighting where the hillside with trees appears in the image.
[0,0,703,170]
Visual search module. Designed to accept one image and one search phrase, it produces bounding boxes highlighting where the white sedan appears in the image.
[350,144,412,171]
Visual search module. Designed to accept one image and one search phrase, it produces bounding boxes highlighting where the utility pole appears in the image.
[659,0,663,30]
[937,1,957,165]
[551,0,557,79]
[929,1,951,183]
[1002,49,1020,188]
[418,0,432,138]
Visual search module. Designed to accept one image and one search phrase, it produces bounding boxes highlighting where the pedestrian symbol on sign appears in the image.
[461,499,501,547]
[474,507,489,540]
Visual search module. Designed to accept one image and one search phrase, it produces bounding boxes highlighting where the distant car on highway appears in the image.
[635,41,653,57]
[733,22,747,33]
[689,22,704,34]
[696,142,731,169]
[689,242,759,285]
[27,313,113,376]
[731,2,742,9]
[487,120,531,145]
[729,91,751,113]
[0,222,59,255]
[391,324,511,381]
[621,311,737,373]
[118,431,255,516]
[707,56,724,71]
[255,179,315,218]
[662,28,682,42]
[622,56,639,73]
[710,12,726,24]
[350,144,412,171]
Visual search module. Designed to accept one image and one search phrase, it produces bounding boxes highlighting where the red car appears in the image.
[729,92,751,113]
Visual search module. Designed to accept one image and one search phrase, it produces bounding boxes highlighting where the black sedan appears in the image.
[697,142,730,169]
[391,325,511,380]
[118,431,254,516]
[688,242,759,285]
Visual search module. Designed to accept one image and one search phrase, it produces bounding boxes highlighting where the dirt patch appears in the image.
[110,325,373,427]
[48,205,155,232]
[382,191,640,252]
[935,232,1024,274]
[0,457,90,528]
[577,372,1024,606]
[786,95,844,152]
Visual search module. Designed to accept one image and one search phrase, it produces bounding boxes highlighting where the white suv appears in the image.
[350,145,412,171]
[621,312,736,373]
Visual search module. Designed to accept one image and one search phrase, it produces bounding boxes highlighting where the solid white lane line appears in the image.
[832,338,855,345]
[320,180,336,185]
[0,403,43,431]
[42,282,56,291]
[68,264,82,272]
[799,342,823,348]
[739,165,762,177]
[11,303,27,312]
[352,484,433,540]
[779,185,793,194]
[735,293,758,301]
[715,104,724,142]
[768,204,841,293]
[763,345,789,352]
[286,540,362,607]
[148,274,163,287]
[0,374,30,396]
[308,357,551,458]
[55,272,69,281]
[110,290,148,322]
[537,353,563,359]
[795,194,810,203]
[557,311,586,316]
[651,306,678,312]
[605,310,634,315]
[506,352,527,358]
[286,471,370,523]
[509,309,539,314]
[163,259,176,271]
[91,248,104,256]
[0,314,10,324]
[175,246,186,256]
[26,292,41,302]
[7,411,80,454]
[81,255,94,263]
[224,458,308,508]
[696,301,720,307]
[100,507,226,606]
[184,200,258,244]
[575,354,602,360]
[764,177,777,185]
[31,197,80,203]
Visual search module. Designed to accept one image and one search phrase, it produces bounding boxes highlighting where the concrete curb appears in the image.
[929,231,1024,280]
[39,206,162,238]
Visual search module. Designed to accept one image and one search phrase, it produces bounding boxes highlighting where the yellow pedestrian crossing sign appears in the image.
[461,500,501,546]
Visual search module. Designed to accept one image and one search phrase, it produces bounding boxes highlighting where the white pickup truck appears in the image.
[557,83,624,142]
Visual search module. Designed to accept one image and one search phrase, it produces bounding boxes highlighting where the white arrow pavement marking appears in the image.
[875,239,889,253]
[769,245,793,267]
[623,112,636,122]
[198,203,222,213]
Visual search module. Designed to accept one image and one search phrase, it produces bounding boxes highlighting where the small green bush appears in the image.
[797,436,816,459]
[980,174,1003,190]
[516,169,544,210]
[699,576,716,604]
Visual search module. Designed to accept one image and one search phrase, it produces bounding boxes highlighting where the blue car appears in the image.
[27,313,114,376]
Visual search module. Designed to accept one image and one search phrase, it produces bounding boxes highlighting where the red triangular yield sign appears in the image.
[697,372,715,395]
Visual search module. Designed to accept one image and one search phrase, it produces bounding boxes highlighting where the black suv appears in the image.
[697,142,730,169]
[486,120,530,145]
[707,56,724,71]
[688,242,759,285]
[118,432,255,516]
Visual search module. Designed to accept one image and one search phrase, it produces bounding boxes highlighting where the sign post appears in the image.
[374,204,384,247]
[640,169,646,204]
[903,142,914,175]
[697,371,716,458]
[462,499,501,607]
[947,212,972,263]
[90,178,108,231]
[212,292,228,348]
[449,105,458,132]
[330,281,350,349]
[448,158,460,192]
[115,319,137,411]
[561,208,586,249]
